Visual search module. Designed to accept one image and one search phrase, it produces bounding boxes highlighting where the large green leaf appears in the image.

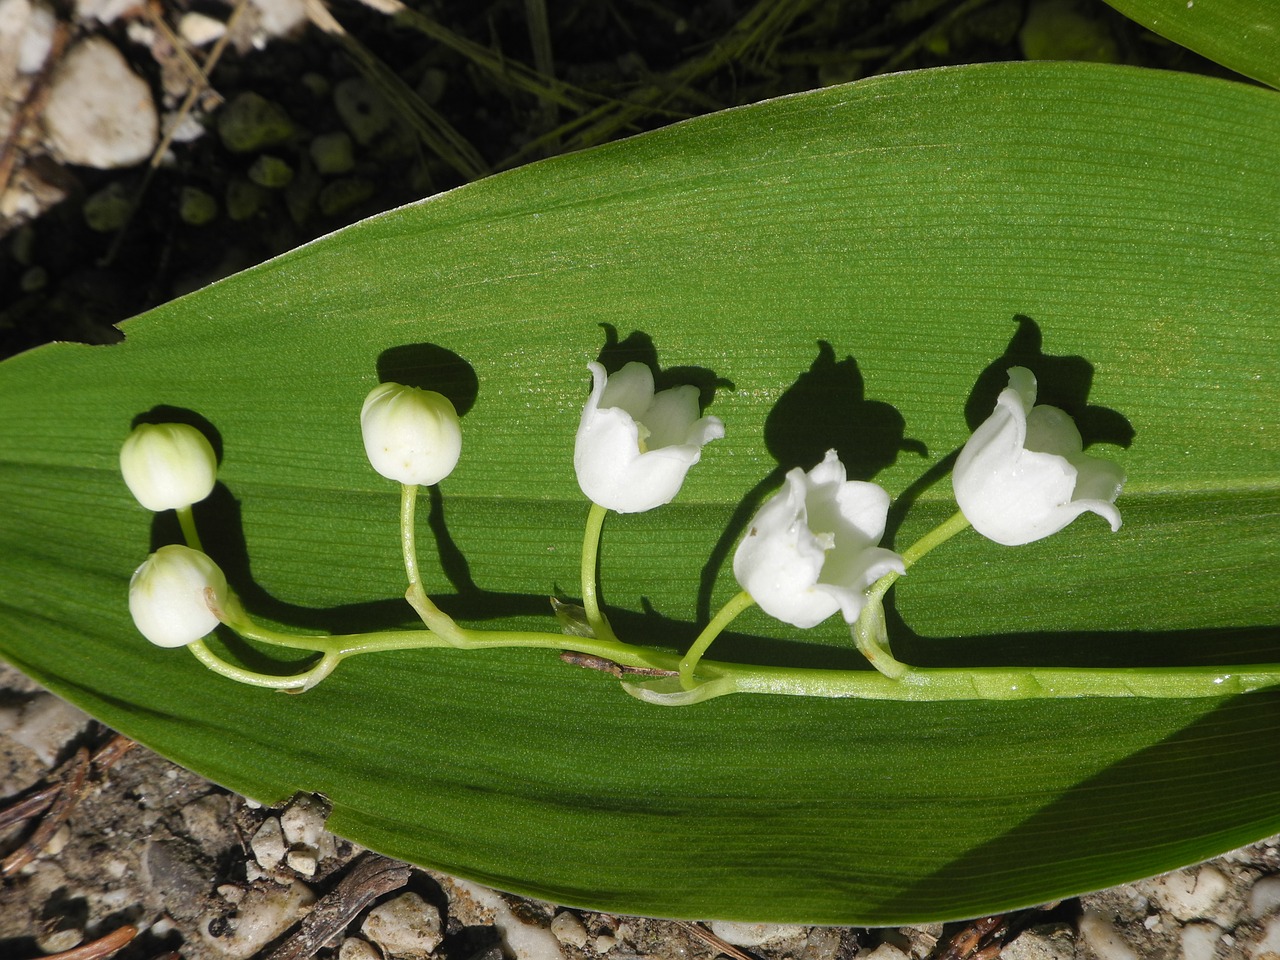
[1104,0,1280,88]
[1,62,1277,924]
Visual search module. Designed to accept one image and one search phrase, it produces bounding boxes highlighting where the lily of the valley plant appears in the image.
[121,361,1280,705]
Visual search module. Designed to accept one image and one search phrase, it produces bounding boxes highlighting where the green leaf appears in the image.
[1,62,1278,924]
[1104,0,1280,88]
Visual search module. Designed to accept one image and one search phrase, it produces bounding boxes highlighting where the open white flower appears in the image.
[574,361,724,513]
[120,423,217,512]
[733,450,904,629]
[954,366,1125,546]
[129,545,228,648]
[361,382,462,486]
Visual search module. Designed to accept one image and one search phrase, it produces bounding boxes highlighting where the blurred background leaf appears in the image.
[1103,0,1280,87]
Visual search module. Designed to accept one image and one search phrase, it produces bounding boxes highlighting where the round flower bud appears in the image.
[128,545,228,648]
[361,382,462,485]
[120,423,217,512]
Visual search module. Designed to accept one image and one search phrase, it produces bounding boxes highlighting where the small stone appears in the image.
[285,846,317,877]
[201,879,315,960]
[1078,911,1137,960]
[179,187,218,225]
[41,822,71,857]
[309,131,355,175]
[1181,923,1222,960]
[226,178,267,221]
[317,177,374,217]
[1002,923,1075,960]
[247,0,307,40]
[280,794,327,848]
[19,265,47,292]
[217,92,294,153]
[361,891,443,959]
[594,935,618,953]
[248,155,294,188]
[35,928,82,953]
[334,77,394,146]
[1139,867,1230,922]
[861,945,908,960]
[82,181,133,232]
[339,938,382,960]
[301,72,329,98]
[1250,916,1280,958]
[179,11,225,46]
[44,37,158,168]
[1250,874,1280,919]
[164,111,206,144]
[436,875,564,960]
[182,793,234,856]
[250,818,286,870]
[708,922,809,949]
[142,834,211,921]
[1,0,55,73]
[550,912,588,948]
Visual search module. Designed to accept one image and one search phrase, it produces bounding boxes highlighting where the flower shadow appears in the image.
[595,323,731,410]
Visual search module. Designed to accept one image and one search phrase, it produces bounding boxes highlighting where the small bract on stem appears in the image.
[121,363,1280,706]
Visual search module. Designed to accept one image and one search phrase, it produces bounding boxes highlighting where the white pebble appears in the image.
[1180,922,1222,960]
[179,11,225,46]
[280,794,327,849]
[44,37,158,168]
[247,0,307,40]
[0,693,91,767]
[361,892,443,959]
[1139,867,1230,922]
[0,0,56,74]
[593,935,618,953]
[202,879,314,960]
[550,912,588,948]
[1249,917,1280,959]
[339,938,381,960]
[708,921,809,948]
[1079,911,1138,960]
[249,818,286,871]
[74,0,135,23]
[1249,875,1280,919]
[860,945,908,960]
[285,846,317,877]
[438,876,564,960]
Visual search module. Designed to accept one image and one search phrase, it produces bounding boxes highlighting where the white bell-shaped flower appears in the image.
[733,450,904,629]
[574,361,724,513]
[120,423,217,512]
[129,545,228,648]
[954,366,1125,546]
[361,382,462,486]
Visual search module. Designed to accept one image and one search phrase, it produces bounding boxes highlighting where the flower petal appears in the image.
[643,384,700,449]
[597,361,655,419]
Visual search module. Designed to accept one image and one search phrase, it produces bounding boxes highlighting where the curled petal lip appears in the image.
[574,361,723,513]
[955,367,1125,546]
[733,450,902,629]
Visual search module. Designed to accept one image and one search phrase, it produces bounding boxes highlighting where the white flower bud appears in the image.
[733,450,903,628]
[954,367,1125,546]
[360,382,462,486]
[574,361,724,514]
[119,423,217,511]
[128,545,228,648]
